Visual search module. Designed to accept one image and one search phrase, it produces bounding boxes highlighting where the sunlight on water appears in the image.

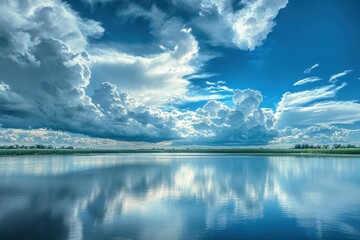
[0,154,359,240]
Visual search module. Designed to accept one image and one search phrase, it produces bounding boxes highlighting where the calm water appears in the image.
[0,154,359,240]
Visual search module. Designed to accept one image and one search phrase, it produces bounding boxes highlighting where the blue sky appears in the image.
[0,0,360,147]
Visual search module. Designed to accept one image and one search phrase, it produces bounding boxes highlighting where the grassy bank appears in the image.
[0,148,360,156]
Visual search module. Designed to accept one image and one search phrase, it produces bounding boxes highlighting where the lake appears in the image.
[0,153,359,240]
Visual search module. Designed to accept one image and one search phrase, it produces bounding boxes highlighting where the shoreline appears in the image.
[0,148,360,157]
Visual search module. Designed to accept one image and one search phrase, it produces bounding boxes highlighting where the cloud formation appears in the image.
[304,63,320,74]
[329,70,353,83]
[275,83,360,128]
[175,89,277,145]
[114,0,287,51]
[0,0,179,142]
[196,0,288,50]
[272,125,360,146]
[1,0,359,147]
[89,5,200,106]
[0,0,278,145]
[293,77,322,86]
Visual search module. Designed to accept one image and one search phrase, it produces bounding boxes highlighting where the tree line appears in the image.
[294,143,358,149]
[0,145,74,149]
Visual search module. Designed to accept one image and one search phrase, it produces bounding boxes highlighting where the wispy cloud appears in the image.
[304,63,320,74]
[206,80,226,86]
[206,85,233,93]
[329,70,353,83]
[187,73,219,80]
[275,82,360,128]
[293,77,322,86]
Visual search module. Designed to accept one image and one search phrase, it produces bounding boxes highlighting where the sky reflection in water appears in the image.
[0,154,359,240]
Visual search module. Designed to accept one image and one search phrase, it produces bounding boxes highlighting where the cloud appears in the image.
[276,83,346,112]
[0,128,120,147]
[275,83,360,128]
[205,85,233,93]
[304,63,320,74]
[329,70,353,83]
[195,0,288,50]
[271,125,360,146]
[3,0,358,147]
[293,77,322,86]
[0,0,103,65]
[0,0,280,146]
[204,80,233,93]
[0,0,181,142]
[90,5,199,106]
[174,89,277,145]
[187,73,219,80]
[116,0,287,51]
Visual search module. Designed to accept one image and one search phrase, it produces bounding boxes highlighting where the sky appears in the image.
[0,0,360,148]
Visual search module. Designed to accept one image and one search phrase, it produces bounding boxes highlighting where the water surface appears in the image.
[0,153,359,240]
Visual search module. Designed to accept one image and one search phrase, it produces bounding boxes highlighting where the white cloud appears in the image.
[271,125,360,147]
[206,81,216,86]
[90,5,199,106]
[174,89,277,145]
[329,70,353,83]
[0,128,120,147]
[0,0,103,65]
[187,73,219,80]
[275,83,360,128]
[206,85,233,93]
[304,63,320,74]
[2,0,358,147]
[276,83,346,112]
[204,80,233,93]
[89,39,198,106]
[285,101,360,125]
[0,0,279,146]
[0,0,181,142]
[197,0,288,50]
[293,77,322,86]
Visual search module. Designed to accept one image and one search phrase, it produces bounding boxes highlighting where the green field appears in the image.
[0,148,360,156]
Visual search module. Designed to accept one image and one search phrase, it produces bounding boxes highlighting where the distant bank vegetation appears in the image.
[0,144,359,156]
[294,143,358,149]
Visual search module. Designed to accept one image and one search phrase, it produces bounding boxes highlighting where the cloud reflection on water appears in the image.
[0,154,359,240]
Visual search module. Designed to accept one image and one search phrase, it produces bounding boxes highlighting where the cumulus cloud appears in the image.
[174,89,277,145]
[0,0,181,142]
[0,128,119,147]
[329,70,353,83]
[0,0,103,65]
[0,0,280,146]
[304,63,320,74]
[115,0,287,51]
[293,77,322,86]
[196,0,288,50]
[3,0,358,147]
[271,125,360,147]
[90,5,199,106]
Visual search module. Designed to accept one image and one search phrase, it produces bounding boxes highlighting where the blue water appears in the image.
[0,153,359,240]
